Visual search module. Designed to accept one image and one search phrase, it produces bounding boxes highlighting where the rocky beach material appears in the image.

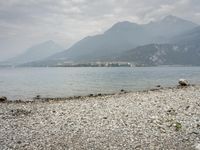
[179,79,190,86]
[0,85,200,149]
[0,96,7,102]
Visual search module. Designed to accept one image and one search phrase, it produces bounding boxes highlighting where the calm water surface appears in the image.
[0,67,200,100]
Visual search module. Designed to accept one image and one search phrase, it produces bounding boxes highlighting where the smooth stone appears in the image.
[121,89,125,92]
[34,95,41,99]
[0,96,7,102]
[195,143,200,150]
[89,94,94,97]
[179,79,189,86]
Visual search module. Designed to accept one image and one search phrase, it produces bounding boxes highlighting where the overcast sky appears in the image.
[0,0,200,60]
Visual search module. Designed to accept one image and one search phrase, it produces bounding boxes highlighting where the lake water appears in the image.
[0,67,200,100]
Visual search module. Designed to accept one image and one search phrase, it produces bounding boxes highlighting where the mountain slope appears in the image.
[144,15,198,41]
[4,41,64,65]
[116,26,200,66]
[116,43,200,66]
[49,22,146,62]
[171,26,200,46]
[47,15,197,63]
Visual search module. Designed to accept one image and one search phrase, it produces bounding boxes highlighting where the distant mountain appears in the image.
[144,15,198,42]
[45,15,197,63]
[116,43,200,66]
[3,41,64,65]
[21,15,200,67]
[171,26,200,46]
[48,22,147,62]
[116,26,200,66]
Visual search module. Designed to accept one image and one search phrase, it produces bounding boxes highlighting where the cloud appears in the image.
[0,0,199,60]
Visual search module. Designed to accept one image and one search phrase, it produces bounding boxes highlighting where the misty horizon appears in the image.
[0,14,199,61]
[1,0,200,60]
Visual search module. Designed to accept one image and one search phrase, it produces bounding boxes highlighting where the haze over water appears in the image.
[0,67,200,100]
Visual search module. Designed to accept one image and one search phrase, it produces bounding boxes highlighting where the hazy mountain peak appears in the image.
[23,16,200,67]
[42,40,56,45]
[30,40,62,49]
[4,40,64,65]
[143,15,198,41]
[114,21,137,26]
[105,21,140,34]
[160,15,197,26]
[163,15,181,22]
[111,21,139,29]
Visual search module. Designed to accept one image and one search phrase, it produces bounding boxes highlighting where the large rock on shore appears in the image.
[179,79,189,86]
[0,96,7,102]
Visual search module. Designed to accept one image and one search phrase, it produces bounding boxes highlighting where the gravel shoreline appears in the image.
[0,86,200,149]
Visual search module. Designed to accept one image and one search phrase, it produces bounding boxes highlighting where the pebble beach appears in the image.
[0,85,200,150]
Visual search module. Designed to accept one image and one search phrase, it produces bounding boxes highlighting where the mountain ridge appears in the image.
[2,40,64,65]
[46,15,198,63]
[115,42,200,66]
[8,15,200,67]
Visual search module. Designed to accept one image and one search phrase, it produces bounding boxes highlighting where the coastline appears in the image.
[1,84,196,103]
[0,85,200,149]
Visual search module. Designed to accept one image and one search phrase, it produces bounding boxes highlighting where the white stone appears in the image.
[195,143,200,150]
[179,79,189,86]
